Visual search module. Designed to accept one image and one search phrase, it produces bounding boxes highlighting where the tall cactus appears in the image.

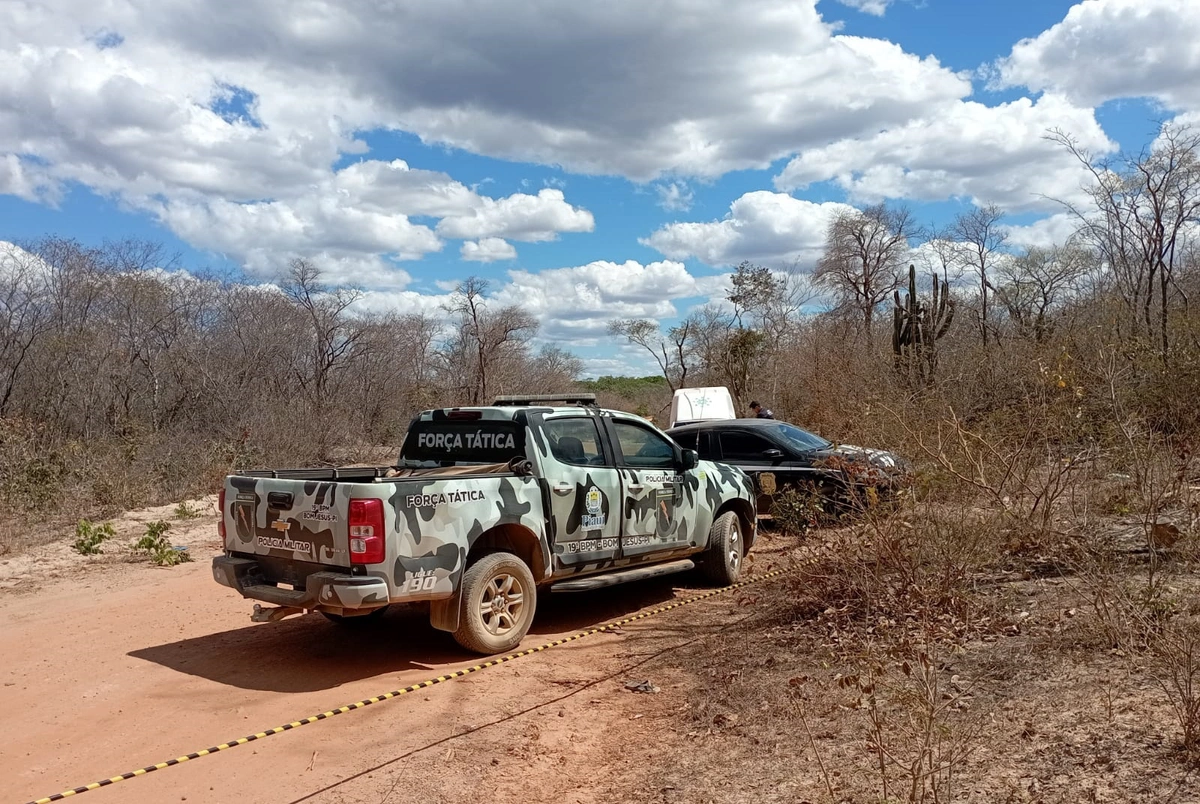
[892,264,954,385]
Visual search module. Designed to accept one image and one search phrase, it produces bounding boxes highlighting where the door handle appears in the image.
[552,483,573,495]
[626,483,644,492]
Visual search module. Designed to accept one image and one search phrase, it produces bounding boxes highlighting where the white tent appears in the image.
[669,387,736,428]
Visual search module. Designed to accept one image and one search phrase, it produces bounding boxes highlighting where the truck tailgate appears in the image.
[226,476,351,567]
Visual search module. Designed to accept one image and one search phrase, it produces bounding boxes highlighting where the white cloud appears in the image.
[832,0,894,16]
[353,288,458,318]
[578,354,649,381]
[154,160,591,279]
[353,258,730,364]
[493,260,728,340]
[774,94,1115,212]
[3,0,1178,328]
[1004,213,1082,250]
[158,194,437,285]
[0,155,56,203]
[641,191,855,268]
[996,0,1200,112]
[655,182,695,212]
[1,10,601,278]
[1,0,973,204]
[436,189,593,243]
[460,238,517,262]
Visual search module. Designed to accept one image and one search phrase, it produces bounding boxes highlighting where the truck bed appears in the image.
[234,460,530,483]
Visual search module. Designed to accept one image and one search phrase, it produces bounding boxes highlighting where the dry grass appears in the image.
[614,397,1200,803]
[604,526,1200,804]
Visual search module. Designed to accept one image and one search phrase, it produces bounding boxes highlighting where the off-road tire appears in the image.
[321,605,390,624]
[700,510,743,585]
[453,552,538,655]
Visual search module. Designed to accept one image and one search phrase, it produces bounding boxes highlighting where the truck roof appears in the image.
[415,405,611,420]
[412,393,648,423]
[491,393,598,407]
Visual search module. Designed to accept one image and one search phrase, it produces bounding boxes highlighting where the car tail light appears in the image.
[349,498,385,564]
[218,488,226,540]
[447,409,482,420]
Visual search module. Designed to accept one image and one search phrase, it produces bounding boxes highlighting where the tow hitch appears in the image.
[251,603,305,623]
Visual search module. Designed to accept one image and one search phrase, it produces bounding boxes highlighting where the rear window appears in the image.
[670,431,699,451]
[400,420,525,466]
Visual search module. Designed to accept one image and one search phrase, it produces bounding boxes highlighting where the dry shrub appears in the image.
[828,641,985,804]
[0,417,73,514]
[767,485,826,535]
[1066,498,1200,756]
[1076,567,1200,756]
[792,504,1002,650]
[1151,618,1200,758]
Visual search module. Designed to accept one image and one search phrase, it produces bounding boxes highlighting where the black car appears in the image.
[665,418,912,515]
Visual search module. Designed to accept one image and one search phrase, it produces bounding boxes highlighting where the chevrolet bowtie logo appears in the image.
[271,520,292,532]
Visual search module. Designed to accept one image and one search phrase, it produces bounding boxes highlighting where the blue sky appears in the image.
[2,0,1198,376]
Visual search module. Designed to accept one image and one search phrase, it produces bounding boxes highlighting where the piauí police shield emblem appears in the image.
[585,486,602,514]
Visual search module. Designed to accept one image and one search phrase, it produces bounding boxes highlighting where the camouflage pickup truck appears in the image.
[212,395,757,654]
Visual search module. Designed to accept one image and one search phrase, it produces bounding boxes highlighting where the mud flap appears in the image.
[429,591,461,633]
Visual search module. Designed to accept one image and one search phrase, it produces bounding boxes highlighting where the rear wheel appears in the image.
[321,605,390,624]
[453,552,537,654]
[700,511,744,585]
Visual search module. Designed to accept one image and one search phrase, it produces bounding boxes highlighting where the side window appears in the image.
[671,431,698,451]
[543,418,606,466]
[613,421,676,469]
[718,431,777,461]
[697,431,713,460]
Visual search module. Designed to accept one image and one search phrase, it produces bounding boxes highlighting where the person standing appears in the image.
[748,401,774,419]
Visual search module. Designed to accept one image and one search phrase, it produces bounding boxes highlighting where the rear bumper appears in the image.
[212,555,390,611]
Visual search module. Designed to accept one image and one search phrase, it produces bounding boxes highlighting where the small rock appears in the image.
[624,679,660,694]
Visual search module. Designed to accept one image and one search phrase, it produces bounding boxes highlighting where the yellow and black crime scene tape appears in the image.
[25,567,787,804]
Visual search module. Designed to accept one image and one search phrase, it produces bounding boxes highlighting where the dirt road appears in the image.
[2,504,779,804]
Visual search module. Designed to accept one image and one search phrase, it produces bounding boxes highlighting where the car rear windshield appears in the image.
[775,422,832,452]
[400,421,526,466]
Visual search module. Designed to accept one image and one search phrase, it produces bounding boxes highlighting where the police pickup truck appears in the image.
[212,395,757,654]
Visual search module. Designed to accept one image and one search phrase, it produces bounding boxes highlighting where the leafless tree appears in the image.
[951,204,1008,348]
[0,244,52,417]
[814,204,917,339]
[281,259,365,433]
[917,229,965,285]
[0,237,596,525]
[607,317,692,393]
[444,277,538,404]
[725,260,815,404]
[1050,123,1200,361]
[994,243,1092,342]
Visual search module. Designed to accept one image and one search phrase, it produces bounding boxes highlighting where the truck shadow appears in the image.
[128,576,686,693]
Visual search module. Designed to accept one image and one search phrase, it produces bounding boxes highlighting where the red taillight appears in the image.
[218,488,226,540]
[348,498,385,564]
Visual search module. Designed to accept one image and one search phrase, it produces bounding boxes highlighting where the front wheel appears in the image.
[453,552,537,654]
[700,511,744,585]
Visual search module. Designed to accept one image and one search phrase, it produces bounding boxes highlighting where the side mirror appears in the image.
[763,448,784,460]
[680,449,699,471]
